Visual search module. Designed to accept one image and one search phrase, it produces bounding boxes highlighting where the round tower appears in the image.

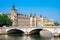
[11,5,18,26]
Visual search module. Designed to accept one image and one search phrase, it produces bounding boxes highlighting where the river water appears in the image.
[0,34,60,40]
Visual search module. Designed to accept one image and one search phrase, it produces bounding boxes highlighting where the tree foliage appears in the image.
[44,24,53,26]
[0,14,12,27]
[0,14,5,27]
[54,21,60,26]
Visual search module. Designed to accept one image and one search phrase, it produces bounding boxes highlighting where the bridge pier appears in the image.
[54,32,59,37]
[0,27,7,35]
[24,31,30,36]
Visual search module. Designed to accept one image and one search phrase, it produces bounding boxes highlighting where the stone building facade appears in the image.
[8,5,54,27]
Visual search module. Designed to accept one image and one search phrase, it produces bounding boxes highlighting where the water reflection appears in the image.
[54,37,60,40]
[0,34,60,40]
[30,35,53,40]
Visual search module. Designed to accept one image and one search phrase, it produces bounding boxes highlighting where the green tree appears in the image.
[0,14,12,27]
[44,24,53,26]
[54,21,60,26]
[4,14,12,26]
[0,14,5,27]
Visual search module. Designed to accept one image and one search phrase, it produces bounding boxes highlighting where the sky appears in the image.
[0,0,60,22]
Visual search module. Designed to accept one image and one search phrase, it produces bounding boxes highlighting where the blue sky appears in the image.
[0,0,60,22]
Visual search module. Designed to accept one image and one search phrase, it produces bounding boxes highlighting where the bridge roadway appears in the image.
[0,26,60,36]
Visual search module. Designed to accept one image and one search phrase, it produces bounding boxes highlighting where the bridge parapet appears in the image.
[0,26,60,36]
[0,26,60,28]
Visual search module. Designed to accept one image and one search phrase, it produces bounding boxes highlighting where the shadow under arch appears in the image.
[7,29,24,36]
[29,29,42,35]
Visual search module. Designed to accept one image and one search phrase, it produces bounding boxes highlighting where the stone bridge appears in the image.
[0,26,60,36]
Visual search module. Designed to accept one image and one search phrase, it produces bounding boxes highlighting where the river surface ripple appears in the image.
[0,35,60,40]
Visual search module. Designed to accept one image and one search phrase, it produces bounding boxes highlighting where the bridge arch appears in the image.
[7,29,24,35]
[29,29,42,35]
[40,29,54,37]
[29,28,54,36]
[5,27,54,36]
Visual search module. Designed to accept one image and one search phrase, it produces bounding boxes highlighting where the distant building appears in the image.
[7,5,54,27]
